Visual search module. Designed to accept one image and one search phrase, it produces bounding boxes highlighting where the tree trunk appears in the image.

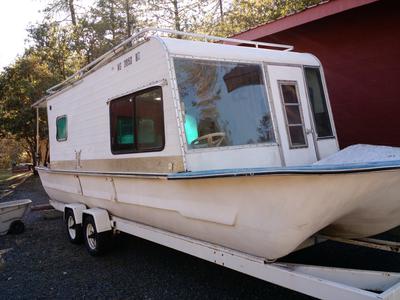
[67,0,77,26]
[110,0,116,44]
[218,0,224,21]
[171,0,181,31]
[125,0,132,37]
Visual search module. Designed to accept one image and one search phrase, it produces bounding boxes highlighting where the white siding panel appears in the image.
[48,38,182,162]
[186,147,282,171]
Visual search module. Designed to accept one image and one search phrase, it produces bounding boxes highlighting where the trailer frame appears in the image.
[50,199,400,300]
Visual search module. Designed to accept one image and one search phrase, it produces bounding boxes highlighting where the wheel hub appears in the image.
[86,223,96,250]
[67,216,76,239]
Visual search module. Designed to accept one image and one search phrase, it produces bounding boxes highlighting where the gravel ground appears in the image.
[1,175,400,299]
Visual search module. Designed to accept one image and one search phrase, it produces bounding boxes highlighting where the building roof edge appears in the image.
[232,0,380,40]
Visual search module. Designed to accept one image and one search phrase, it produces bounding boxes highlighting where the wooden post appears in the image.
[36,107,40,167]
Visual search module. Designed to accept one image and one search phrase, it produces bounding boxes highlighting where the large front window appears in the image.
[174,58,275,150]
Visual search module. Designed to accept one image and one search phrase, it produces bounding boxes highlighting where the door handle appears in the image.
[305,128,314,135]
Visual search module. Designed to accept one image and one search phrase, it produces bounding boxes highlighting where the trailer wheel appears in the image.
[65,209,83,244]
[8,220,25,234]
[83,215,111,256]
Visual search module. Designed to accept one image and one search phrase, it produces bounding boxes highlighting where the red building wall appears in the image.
[255,0,400,148]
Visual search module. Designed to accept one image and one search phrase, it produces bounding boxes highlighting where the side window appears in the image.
[56,115,68,142]
[110,87,164,154]
[304,67,334,138]
[279,82,307,148]
[110,97,135,152]
[135,89,164,151]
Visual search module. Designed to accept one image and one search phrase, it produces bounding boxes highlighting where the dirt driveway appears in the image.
[1,175,400,299]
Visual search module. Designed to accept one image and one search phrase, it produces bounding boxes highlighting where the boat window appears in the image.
[174,58,275,150]
[110,87,164,154]
[304,67,333,138]
[135,88,164,151]
[279,82,307,148]
[56,115,67,142]
[110,97,135,152]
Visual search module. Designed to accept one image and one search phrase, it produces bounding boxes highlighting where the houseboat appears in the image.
[33,28,400,261]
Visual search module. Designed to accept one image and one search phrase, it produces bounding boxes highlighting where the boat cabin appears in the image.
[34,29,338,173]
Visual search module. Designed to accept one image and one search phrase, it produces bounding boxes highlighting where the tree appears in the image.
[122,0,137,37]
[199,0,324,36]
[145,0,214,32]
[44,0,78,25]
[218,0,224,21]
[0,54,57,166]
[71,0,143,64]
[27,21,80,78]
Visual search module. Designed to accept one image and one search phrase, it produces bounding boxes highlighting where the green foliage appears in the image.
[75,0,142,63]
[145,0,214,32]
[199,0,323,36]
[27,22,81,78]
[0,53,55,162]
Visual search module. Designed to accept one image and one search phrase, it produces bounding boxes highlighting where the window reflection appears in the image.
[109,87,164,154]
[56,115,68,142]
[279,83,307,148]
[174,58,275,149]
[304,67,333,138]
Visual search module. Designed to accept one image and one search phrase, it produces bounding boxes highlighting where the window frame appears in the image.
[172,56,278,153]
[109,86,165,155]
[278,80,308,149]
[56,115,68,142]
[303,66,335,140]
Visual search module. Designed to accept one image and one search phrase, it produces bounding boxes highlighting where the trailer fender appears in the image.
[64,203,86,225]
[50,199,65,212]
[82,208,112,233]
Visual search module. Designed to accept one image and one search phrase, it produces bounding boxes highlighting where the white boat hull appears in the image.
[38,166,400,260]
[0,199,32,235]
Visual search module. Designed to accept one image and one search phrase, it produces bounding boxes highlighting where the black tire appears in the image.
[8,220,25,235]
[65,209,83,244]
[83,215,112,256]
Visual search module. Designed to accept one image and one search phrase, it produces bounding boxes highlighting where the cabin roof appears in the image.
[160,37,320,66]
[32,29,320,108]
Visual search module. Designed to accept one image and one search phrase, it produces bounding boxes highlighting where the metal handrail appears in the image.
[146,28,293,50]
[45,27,293,95]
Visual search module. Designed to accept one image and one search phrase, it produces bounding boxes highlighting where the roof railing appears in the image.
[35,28,293,105]
[147,28,293,50]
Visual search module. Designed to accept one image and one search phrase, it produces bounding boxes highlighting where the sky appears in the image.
[0,0,95,71]
[0,0,44,70]
[0,0,230,71]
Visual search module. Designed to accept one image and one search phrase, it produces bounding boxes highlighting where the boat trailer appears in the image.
[113,216,400,300]
[52,199,400,300]
[319,234,400,253]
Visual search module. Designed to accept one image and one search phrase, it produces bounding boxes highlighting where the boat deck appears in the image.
[169,159,400,179]
[37,159,400,180]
